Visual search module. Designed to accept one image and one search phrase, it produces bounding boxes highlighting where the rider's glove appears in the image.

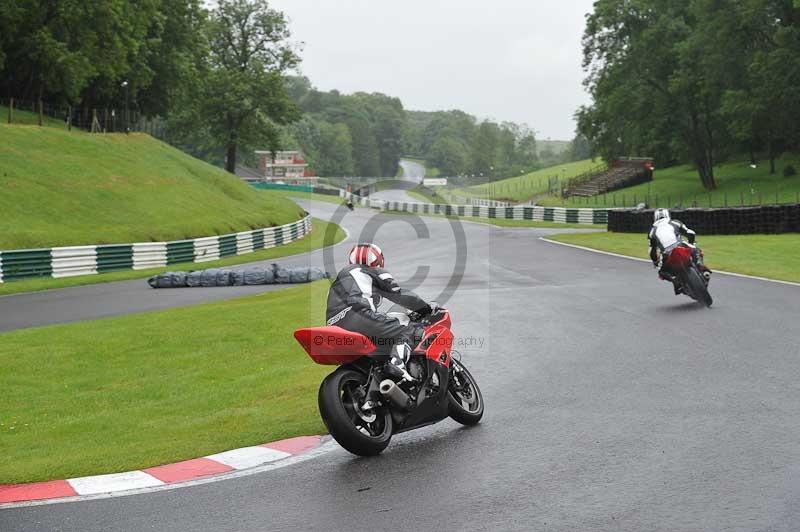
[416,304,433,317]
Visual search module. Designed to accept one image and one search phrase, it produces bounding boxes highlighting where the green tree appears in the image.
[470,121,500,178]
[428,137,468,176]
[580,0,800,188]
[720,0,800,173]
[185,0,301,173]
[361,93,405,177]
[0,0,209,116]
[514,131,539,167]
[317,121,355,176]
[580,0,724,189]
[137,0,208,117]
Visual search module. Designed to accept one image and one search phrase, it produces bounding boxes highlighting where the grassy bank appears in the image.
[539,155,800,209]
[0,124,304,249]
[0,218,346,297]
[263,188,348,206]
[0,281,332,484]
[406,185,447,204]
[546,232,800,283]
[460,159,603,201]
[1,104,69,129]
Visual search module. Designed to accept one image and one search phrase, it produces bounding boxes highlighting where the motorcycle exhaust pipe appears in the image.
[379,379,411,410]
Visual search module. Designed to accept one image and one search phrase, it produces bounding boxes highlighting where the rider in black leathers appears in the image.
[326,243,432,381]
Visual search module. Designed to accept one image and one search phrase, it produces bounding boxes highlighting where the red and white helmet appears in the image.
[348,243,385,268]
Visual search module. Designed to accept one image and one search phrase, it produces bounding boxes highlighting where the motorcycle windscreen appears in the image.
[294,326,376,365]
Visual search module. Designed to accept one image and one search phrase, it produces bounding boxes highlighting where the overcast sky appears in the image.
[268,0,596,140]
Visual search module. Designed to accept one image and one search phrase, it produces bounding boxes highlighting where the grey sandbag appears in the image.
[147,271,184,288]
[201,268,219,287]
[243,267,267,285]
[170,271,188,287]
[216,269,233,286]
[147,273,166,288]
[186,270,203,287]
[307,267,328,281]
[231,269,246,286]
[288,267,310,283]
[272,263,290,284]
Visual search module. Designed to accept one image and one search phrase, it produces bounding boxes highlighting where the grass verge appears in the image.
[538,155,800,209]
[460,159,603,201]
[262,188,348,206]
[0,218,346,297]
[0,281,332,484]
[406,186,447,204]
[0,124,303,249]
[546,232,800,283]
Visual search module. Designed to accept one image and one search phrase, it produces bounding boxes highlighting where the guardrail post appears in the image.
[6,98,12,124]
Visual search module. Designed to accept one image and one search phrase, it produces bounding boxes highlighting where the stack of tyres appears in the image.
[608,204,800,235]
[148,264,329,288]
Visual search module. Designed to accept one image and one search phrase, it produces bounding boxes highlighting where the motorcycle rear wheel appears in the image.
[318,367,393,456]
[687,268,713,307]
[447,359,484,425]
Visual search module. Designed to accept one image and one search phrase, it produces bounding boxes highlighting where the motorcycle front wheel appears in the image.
[447,359,484,425]
[318,366,393,456]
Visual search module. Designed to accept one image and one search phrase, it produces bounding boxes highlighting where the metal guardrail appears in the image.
[338,190,608,225]
[0,216,312,283]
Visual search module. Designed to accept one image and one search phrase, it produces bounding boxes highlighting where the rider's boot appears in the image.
[673,280,683,295]
[693,250,713,280]
[384,343,415,383]
[661,270,682,295]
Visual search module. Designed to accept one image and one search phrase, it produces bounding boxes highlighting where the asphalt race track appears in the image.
[4,199,800,531]
[370,158,425,203]
[0,202,355,332]
[398,158,425,184]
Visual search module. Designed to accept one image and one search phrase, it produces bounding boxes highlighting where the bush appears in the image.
[784,164,797,178]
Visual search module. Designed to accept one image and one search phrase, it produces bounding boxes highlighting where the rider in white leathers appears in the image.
[649,208,711,294]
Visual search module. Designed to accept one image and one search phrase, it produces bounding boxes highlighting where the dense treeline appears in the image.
[0,1,206,121]
[0,0,573,179]
[281,77,404,177]
[579,0,800,189]
[0,0,299,173]
[403,110,540,180]
[280,78,558,179]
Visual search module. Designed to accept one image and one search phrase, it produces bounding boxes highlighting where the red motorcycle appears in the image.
[665,244,713,307]
[294,307,484,455]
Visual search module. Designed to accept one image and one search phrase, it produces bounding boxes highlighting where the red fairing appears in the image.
[415,311,454,368]
[294,327,376,365]
[666,246,692,269]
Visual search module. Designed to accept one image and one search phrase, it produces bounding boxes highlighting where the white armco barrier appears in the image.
[236,232,254,255]
[132,243,168,270]
[193,237,220,263]
[262,229,278,249]
[0,215,313,283]
[51,246,98,278]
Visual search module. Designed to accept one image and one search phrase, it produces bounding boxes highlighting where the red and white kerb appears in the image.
[348,244,384,268]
